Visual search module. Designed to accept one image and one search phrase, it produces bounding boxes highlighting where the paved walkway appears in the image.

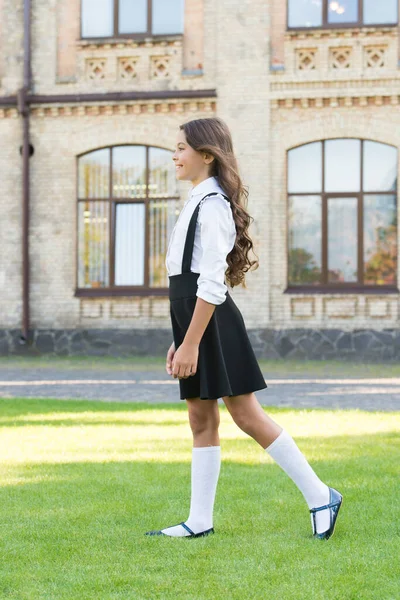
[0,364,399,411]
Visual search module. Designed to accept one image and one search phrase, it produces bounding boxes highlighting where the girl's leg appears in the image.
[160,398,221,537]
[222,392,331,534]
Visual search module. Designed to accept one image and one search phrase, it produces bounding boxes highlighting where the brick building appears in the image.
[1,0,399,360]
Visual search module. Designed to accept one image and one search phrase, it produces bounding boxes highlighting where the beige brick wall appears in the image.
[1,0,400,334]
[214,0,271,327]
[268,12,400,331]
[0,0,24,93]
[1,104,215,330]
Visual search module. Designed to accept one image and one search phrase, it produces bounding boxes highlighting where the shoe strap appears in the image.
[309,499,341,514]
[180,522,195,535]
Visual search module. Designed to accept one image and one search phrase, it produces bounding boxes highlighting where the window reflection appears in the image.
[149,148,179,198]
[364,0,398,25]
[119,0,147,34]
[325,139,361,192]
[364,195,397,285]
[81,0,113,37]
[78,201,109,288]
[328,0,358,24]
[287,138,397,288]
[288,0,398,28]
[363,141,397,192]
[112,146,146,198]
[79,149,110,199]
[288,196,322,285]
[288,0,322,28]
[78,145,177,290]
[149,199,179,287]
[328,197,358,282]
[152,0,184,34]
[288,142,322,193]
[82,0,185,38]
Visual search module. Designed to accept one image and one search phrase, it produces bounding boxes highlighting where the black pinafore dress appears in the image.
[169,192,268,400]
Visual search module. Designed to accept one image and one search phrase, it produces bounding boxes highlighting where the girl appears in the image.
[145,117,342,540]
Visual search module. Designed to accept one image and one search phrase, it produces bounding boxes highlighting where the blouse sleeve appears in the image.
[196,194,234,306]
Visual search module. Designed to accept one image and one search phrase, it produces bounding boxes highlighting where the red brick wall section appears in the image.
[270,0,286,69]
[57,0,80,82]
[183,0,204,72]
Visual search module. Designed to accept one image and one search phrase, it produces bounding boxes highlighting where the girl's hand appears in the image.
[166,341,176,375]
[171,341,198,379]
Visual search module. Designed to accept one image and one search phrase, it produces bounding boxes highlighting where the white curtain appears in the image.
[115,204,145,286]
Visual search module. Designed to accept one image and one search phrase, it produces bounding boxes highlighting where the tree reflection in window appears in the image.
[287,139,397,288]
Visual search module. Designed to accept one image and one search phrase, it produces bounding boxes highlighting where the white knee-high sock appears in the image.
[161,445,221,537]
[265,430,331,534]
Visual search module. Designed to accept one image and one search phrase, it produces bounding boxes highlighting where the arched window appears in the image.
[287,139,398,290]
[288,0,398,29]
[77,145,178,294]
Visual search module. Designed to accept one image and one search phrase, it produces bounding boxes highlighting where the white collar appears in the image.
[190,176,225,198]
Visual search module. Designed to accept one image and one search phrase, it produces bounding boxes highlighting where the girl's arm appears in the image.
[171,298,215,379]
[184,298,216,345]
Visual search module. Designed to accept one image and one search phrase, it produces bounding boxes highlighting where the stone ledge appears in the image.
[25,100,216,118]
[76,35,183,50]
[270,94,400,108]
[285,26,398,41]
[1,328,400,362]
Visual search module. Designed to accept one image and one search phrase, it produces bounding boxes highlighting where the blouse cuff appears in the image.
[196,285,227,306]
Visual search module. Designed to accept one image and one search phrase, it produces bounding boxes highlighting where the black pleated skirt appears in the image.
[169,272,268,400]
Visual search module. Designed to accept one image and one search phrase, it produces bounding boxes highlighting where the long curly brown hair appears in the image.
[180,117,259,288]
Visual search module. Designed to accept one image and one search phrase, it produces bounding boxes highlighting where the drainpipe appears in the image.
[17,0,32,345]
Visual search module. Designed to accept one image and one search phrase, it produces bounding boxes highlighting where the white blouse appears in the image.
[165,176,237,305]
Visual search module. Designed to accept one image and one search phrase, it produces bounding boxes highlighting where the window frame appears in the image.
[80,0,184,41]
[286,0,399,31]
[285,138,399,294]
[75,144,179,298]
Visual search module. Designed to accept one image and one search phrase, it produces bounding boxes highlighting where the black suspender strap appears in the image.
[181,192,230,274]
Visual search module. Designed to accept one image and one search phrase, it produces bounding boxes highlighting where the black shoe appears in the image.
[310,487,343,540]
[145,521,214,538]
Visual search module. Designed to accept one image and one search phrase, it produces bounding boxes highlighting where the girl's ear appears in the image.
[202,152,215,165]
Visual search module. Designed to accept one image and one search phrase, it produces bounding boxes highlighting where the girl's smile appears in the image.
[172,128,214,186]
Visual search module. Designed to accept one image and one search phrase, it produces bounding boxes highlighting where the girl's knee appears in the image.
[231,410,253,434]
[223,395,254,433]
[187,399,220,435]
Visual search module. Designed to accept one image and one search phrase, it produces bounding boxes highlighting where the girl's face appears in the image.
[172,129,214,186]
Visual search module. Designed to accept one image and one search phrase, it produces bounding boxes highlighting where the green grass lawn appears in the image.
[0,399,399,600]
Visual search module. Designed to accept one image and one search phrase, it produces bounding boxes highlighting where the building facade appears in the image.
[1,0,399,360]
